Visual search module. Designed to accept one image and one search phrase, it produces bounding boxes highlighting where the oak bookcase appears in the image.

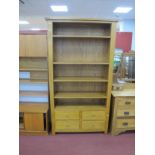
[19,32,49,135]
[47,19,116,134]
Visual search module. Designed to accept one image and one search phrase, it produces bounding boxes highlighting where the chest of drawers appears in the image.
[110,89,135,135]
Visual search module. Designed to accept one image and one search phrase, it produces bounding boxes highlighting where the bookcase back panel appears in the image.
[19,58,47,69]
[54,82,107,93]
[54,65,108,79]
[55,99,106,106]
[53,23,111,36]
[30,72,48,80]
[53,38,109,62]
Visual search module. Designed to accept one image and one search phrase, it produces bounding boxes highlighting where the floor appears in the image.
[19,132,135,155]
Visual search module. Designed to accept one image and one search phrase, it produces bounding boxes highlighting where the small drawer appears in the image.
[117,109,135,117]
[116,119,135,129]
[82,121,105,131]
[116,97,135,108]
[55,111,79,120]
[82,111,105,120]
[55,120,79,130]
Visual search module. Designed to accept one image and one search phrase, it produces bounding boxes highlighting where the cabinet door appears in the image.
[26,35,47,57]
[19,35,26,57]
[24,113,44,131]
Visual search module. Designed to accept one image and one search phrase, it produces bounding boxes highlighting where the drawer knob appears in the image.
[124,112,129,115]
[125,101,131,105]
[122,122,128,126]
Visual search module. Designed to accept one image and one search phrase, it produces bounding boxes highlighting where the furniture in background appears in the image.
[19,32,49,135]
[19,104,49,135]
[46,18,116,134]
[110,83,135,135]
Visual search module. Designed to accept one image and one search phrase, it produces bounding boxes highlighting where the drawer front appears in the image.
[116,97,135,108]
[55,111,79,120]
[82,121,105,130]
[55,120,79,130]
[116,119,135,129]
[117,109,135,117]
[82,111,105,120]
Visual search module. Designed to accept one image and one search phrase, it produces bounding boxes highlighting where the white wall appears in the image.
[118,19,135,50]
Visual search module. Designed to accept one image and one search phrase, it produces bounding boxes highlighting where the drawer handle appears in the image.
[125,101,131,105]
[122,122,128,126]
[124,112,129,115]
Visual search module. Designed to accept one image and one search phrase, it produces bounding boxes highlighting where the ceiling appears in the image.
[19,0,135,30]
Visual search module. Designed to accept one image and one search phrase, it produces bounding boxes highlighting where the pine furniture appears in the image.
[110,85,135,135]
[47,19,116,134]
[19,31,49,135]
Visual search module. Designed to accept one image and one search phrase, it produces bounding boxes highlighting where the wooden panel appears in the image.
[55,111,79,120]
[55,120,79,130]
[54,65,108,79]
[19,104,48,113]
[19,58,47,69]
[82,111,105,120]
[116,109,135,117]
[116,119,135,129]
[30,71,48,80]
[26,35,47,57]
[54,38,109,62]
[24,113,44,131]
[53,23,111,36]
[19,35,26,56]
[116,97,135,108]
[82,121,105,130]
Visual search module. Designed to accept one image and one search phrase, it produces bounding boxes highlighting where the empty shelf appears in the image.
[54,77,108,82]
[53,35,111,39]
[53,62,109,65]
[54,92,107,99]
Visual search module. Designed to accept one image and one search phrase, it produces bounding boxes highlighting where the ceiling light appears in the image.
[31,28,41,31]
[50,5,68,12]
[113,7,132,13]
[19,20,29,24]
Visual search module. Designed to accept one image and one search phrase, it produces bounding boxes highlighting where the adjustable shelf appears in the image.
[54,92,107,99]
[19,91,48,97]
[54,77,108,82]
[19,68,48,72]
[53,35,111,39]
[53,62,109,65]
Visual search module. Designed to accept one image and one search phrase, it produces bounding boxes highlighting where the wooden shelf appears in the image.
[19,91,48,97]
[19,79,48,84]
[54,92,107,99]
[54,77,108,82]
[19,103,48,113]
[55,105,106,110]
[53,62,109,65]
[19,68,48,71]
[53,35,111,39]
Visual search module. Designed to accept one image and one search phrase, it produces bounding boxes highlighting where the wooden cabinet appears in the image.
[19,32,49,135]
[110,89,135,135]
[19,34,47,57]
[47,19,116,134]
[19,104,49,135]
[55,106,105,132]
